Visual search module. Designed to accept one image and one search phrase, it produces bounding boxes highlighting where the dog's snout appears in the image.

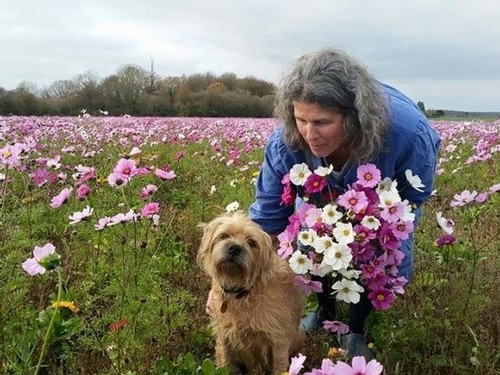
[227,244,243,256]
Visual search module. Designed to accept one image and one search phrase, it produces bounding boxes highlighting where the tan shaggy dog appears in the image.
[197,212,304,374]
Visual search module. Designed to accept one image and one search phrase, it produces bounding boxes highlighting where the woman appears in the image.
[247,48,441,357]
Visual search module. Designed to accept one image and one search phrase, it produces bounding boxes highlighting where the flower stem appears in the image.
[33,268,63,375]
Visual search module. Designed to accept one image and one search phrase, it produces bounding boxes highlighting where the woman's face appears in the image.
[293,101,348,158]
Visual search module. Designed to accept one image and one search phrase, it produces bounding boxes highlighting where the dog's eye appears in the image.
[247,238,257,247]
[218,233,230,240]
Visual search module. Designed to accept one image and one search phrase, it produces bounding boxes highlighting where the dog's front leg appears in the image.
[271,344,291,375]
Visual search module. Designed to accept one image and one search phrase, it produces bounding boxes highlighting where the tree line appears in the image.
[0,65,276,117]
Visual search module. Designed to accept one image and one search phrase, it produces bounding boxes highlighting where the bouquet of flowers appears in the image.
[278,163,420,311]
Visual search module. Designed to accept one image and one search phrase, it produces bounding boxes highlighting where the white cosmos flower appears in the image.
[225,201,239,212]
[401,199,416,222]
[378,190,402,208]
[361,215,381,230]
[314,261,334,277]
[289,250,313,274]
[129,146,141,156]
[323,243,352,271]
[332,278,364,304]
[69,205,94,224]
[321,204,343,225]
[333,222,355,244]
[338,268,362,280]
[314,164,333,177]
[297,229,317,247]
[436,211,455,234]
[289,163,312,186]
[312,235,334,254]
[376,177,398,194]
[405,169,425,192]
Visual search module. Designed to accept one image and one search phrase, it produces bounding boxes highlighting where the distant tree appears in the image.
[417,101,426,112]
[436,109,445,117]
[73,70,104,112]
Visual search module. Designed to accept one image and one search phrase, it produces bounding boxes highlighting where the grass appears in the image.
[0,116,499,374]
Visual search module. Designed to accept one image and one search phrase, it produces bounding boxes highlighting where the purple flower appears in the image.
[22,243,60,276]
[76,184,91,200]
[368,288,394,310]
[323,320,350,334]
[435,234,456,247]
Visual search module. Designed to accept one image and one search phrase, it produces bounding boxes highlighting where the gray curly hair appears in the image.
[275,48,389,162]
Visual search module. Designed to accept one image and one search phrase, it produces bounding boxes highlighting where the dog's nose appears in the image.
[227,244,242,256]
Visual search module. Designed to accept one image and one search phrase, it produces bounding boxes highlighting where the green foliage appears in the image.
[0,69,276,117]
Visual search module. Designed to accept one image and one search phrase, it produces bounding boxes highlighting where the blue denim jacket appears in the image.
[249,83,441,281]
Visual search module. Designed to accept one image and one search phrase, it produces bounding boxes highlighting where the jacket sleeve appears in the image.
[248,129,296,234]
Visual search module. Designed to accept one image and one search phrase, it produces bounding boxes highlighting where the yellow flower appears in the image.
[327,347,345,360]
[51,300,79,313]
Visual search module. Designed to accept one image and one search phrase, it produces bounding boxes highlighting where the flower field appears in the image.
[0,116,499,374]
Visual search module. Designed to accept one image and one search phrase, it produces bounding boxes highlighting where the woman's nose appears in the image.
[304,123,318,141]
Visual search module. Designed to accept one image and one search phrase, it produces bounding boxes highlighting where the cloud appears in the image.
[1,0,499,110]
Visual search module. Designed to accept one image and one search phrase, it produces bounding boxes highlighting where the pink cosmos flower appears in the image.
[95,217,113,231]
[304,173,327,194]
[490,183,500,193]
[389,220,414,240]
[305,207,324,229]
[360,261,385,280]
[155,166,176,180]
[174,150,185,161]
[288,353,307,375]
[108,172,127,187]
[304,358,335,375]
[141,202,160,217]
[113,158,138,180]
[368,288,394,310]
[450,190,478,207]
[140,184,158,200]
[323,320,350,334]
[50,187,73,209]
[76,184,91,200]
[331,356,383,375]
[338,189,369,214]
[474,192,488,203]
[379,201,404,223]
[294,275,323,295]
[378,224,400,251]
[281,182,296,206]
[356,163,382,188]
[31,169,50,187]
[278,229,296,259]
[22,243,59,276]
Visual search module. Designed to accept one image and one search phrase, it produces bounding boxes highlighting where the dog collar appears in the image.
[222,286,249,299]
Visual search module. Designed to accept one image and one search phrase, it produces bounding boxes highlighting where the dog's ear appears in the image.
[196,218,219,270]
[253,227,275,278]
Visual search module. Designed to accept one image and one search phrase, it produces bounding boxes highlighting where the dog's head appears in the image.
[197,211,273,291]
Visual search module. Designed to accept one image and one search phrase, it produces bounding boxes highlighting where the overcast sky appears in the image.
[1,0,500,111]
